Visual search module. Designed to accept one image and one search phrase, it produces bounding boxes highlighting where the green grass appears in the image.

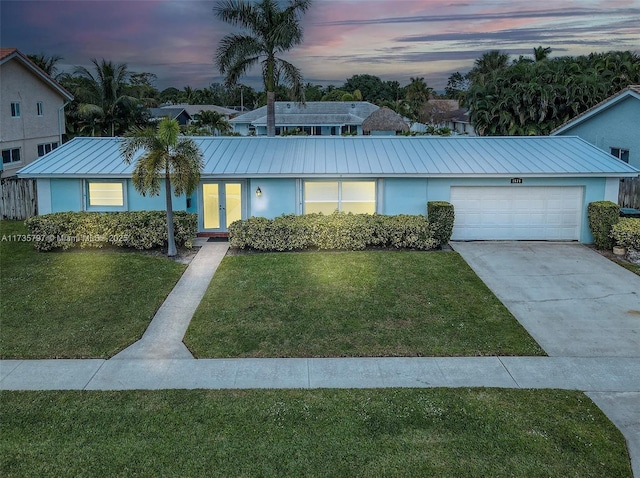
[0,389,631,478]
[0,221,186,358]
[613,258,640,276]
[185,251,544,357]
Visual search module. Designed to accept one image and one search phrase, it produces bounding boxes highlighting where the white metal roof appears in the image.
[18,136,640,179]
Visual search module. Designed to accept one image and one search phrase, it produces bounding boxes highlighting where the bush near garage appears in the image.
[228,211,449,251]
[427,201,455,246]
[24,211,197,251]
[610,218,640,250]
[587,201,620,249]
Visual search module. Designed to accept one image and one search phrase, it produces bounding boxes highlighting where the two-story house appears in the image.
[1,48,74,177]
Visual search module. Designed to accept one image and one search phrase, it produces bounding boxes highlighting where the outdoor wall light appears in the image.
[256,187,262,197]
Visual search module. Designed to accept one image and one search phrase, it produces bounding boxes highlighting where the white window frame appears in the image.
[10,102,20,118]
[85,180,127,211]
[303,180,377,214]
[37,102,43,116]
[2,148,21,165]
[610,147,630,163]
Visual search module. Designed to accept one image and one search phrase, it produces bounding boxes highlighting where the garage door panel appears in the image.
[450,186,582,241]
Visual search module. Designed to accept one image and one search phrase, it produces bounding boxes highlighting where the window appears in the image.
[37,142,59,157]
[37,102,43,116]
[611,148,630,163]
[2,148,21,164]
[10,102,20,117]
[304,181,376,214]
[88,182,124,207]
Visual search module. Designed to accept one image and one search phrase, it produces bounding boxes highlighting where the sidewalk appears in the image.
[2,356,640,391]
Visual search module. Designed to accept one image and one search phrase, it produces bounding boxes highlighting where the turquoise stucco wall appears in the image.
[44,176,613,243]
[50,179,82,212]
[382,178,428,215]
[48,178,187,213]
[248,178,297,218]
[555,96,640,168]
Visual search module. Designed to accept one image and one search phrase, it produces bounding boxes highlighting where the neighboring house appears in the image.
[19,136,638,243]
[419,99,475,136]
[148,108,191,126]
[229,101,379,136]
[161,104,238,121]
[0,48,74,177]
[361,107,409,136]
[551,85,640,168]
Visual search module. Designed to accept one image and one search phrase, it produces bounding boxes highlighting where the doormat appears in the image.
[207,237,229,242]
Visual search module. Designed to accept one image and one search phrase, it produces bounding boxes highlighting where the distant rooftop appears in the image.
[230,101,379,126]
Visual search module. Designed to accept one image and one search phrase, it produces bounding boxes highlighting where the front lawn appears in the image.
[185,251,544,357]
[0,389,631,477]
[0,221,186,358]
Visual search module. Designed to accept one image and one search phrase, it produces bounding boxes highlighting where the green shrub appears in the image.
[611,218,640,250]
[25,211,197,252]
[427,201,455,247]
[228,212,439,252]
[587,201,620,249]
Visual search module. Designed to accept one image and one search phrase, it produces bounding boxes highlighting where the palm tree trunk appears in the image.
[266,90,276,137]
[165,172,177,257]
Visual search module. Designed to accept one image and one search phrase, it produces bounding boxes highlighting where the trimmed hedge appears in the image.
[24,211,197,251]
[228,212,440,251]
[611,218,640,250]
[427,201,455,246]
[587,201,620,249]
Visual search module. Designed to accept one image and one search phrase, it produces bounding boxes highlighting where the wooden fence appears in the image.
[619,177,640,209]
[0,177,38,220]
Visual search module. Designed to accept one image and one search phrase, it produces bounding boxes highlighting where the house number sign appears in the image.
[510,178,523,184]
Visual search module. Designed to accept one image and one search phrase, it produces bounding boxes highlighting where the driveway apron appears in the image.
[452,241,640,358]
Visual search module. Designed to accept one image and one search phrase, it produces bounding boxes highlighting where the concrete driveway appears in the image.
[452,241,640,358]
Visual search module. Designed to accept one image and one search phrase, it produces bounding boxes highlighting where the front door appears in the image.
[202,182,244,231]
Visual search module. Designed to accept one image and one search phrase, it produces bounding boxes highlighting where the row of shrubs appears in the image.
[229,203,454,252]
[588,201,640,250]
[25,211,197,251]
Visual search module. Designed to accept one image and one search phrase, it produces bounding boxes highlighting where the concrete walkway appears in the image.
[112,239,229,360]
[1,240,639,476]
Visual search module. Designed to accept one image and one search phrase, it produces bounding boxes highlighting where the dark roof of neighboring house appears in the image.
[0,48,74,101]
[19,136,640,179]
[551,85,640,135]
[148,108,191,120]
[161,104,238,117]
[230,101,379,125]
[361,107,409,132]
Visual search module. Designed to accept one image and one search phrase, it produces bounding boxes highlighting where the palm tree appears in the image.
[405,77,433,123]
[193,110,231,135]
[120,118,204,257]
[533,46,552,62]
[215,0,312,136]
[27,53,63,79]
[74,59,138,136]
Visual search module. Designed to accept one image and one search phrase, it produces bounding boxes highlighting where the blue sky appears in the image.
[2,0,639,91]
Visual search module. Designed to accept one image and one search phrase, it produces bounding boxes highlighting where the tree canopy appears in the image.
[464,50,640,135]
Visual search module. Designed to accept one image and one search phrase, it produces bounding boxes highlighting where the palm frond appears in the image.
[216,33,264,74]
[276,58,305,102]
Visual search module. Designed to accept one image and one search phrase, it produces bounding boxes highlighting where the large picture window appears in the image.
[304,181,376,214]
[88,182,124,207]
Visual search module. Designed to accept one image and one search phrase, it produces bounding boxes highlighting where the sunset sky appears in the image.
[2,0,639,91]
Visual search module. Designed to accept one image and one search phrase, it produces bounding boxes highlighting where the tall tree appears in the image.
[120,118,204,257]
[28,53,63,79]
[193,110,231,135]
[533,46,552,62]
[73,59,139,136]
[405,77,433,122]
[215,0,312,136]
[467,50,509,86]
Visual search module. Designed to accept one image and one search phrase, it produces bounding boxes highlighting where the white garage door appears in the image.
[450,186,583,240]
